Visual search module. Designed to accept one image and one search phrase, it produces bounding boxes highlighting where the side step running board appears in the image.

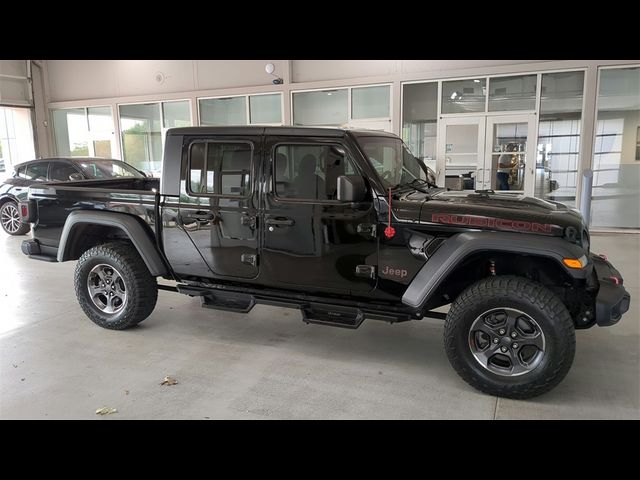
[201,290,256,313]
[301,303,364,329]
[175,283,429,327]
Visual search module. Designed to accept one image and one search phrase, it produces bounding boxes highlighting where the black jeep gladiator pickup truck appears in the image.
[20,126,630,398]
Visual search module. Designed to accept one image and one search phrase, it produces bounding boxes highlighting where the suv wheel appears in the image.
[74,242,158,330]
[1,201,30,235]
[444,276,575,399]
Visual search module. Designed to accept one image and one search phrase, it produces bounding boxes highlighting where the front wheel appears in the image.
[1,201,30,235]
[444,276,575,399]
[74,242,158,330]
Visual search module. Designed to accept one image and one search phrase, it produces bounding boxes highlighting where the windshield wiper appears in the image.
[409,177,438,189]
[392,180,432,196]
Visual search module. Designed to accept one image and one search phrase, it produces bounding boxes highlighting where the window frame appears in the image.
[186,139,255,199]
[197,92,284,127]
[270,140,365,204]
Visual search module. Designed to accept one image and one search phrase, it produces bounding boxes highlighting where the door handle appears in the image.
[265,217,295,227]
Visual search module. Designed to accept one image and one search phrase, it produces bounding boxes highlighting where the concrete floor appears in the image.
[0,231,638,420]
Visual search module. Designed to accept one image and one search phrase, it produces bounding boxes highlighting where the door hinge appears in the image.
[355,264,376,279]
[241,253,257,267]
[357,223,377,237]
[241,215,256,229]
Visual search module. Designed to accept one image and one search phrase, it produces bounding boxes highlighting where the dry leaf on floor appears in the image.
[95,407,118,415]
[124,390,130,395]
[160,376,178,386]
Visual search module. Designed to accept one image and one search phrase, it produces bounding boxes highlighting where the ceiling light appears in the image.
[450,92,458,100]
[474,79,481,83]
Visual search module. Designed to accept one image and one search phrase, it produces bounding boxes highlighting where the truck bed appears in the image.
[28,177,160,248]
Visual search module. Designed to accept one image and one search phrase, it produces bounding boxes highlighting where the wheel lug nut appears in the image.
[498,328,506,335]
[500,346,508,353]
[512,343,519,349]
[493,338,499,344]
[511,332,517,338]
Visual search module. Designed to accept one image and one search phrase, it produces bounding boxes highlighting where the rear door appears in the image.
[178,135,260,279]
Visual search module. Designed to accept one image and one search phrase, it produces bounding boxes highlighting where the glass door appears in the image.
[438,116,485,190]
[484,114,536,195]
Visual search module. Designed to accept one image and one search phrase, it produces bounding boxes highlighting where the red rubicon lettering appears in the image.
[431,213,556,235]
[531,223,553,233]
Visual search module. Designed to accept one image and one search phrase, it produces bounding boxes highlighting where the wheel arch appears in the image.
[0,194,19,207]
[58,210,168,277]
[403,231,589,312]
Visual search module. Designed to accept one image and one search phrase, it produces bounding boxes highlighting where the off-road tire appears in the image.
[74,242,157,330]
[444,276,575,399]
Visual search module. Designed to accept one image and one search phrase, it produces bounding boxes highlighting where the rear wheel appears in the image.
[1,201,30,235]
[444,276,575,399]
[74,242,158,330]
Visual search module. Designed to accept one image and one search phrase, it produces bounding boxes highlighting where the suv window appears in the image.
[188,142,252,196]
[24,162,49,181]
[50,162,81,182]
[274,144,356,201]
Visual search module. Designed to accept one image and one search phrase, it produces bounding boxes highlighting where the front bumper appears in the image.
[591,253,631,326]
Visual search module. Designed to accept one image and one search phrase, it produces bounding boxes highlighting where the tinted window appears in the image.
[24,162,49,181]
[76,160,143,179]
[188,142,252,196]
[50,162,80,181]
[274,144,356,201]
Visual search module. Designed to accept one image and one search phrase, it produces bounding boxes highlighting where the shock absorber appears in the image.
[489,259,496,276]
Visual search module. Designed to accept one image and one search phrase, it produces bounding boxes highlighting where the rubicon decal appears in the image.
[431,214,562,234]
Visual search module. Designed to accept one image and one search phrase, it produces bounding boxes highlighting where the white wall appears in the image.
[47,60,564,102]
[291,60,552,83]
[46,60,288,102]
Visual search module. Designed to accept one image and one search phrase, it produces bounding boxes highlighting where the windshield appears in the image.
[77,160,144,179]
[357,136,434,189]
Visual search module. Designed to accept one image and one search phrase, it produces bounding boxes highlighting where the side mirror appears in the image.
[337,175,367,202]
[68,173,84,181]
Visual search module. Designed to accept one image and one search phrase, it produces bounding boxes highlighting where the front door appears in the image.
[438,116,486,191]
[261,136,377,294]
[438,114,536,195]
[484,114,536,195]
[178,135,260,279]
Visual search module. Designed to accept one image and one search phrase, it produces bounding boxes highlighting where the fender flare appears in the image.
[57,210,168,277]
[402,231,589,310]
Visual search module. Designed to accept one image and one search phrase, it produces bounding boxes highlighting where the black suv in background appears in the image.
[0,157,145,235]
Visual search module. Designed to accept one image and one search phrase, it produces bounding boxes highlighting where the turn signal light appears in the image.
[563,256,587,269]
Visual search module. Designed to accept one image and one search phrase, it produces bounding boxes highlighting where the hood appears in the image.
[392,190,585,238]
